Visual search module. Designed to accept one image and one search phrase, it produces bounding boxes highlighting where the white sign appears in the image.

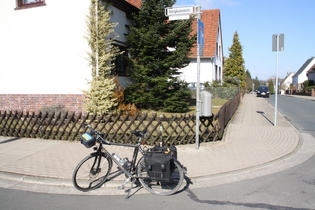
[165,6,194,16]
[169,15,190,20]
[165,6,195,20]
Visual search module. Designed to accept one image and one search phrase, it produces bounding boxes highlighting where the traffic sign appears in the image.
[198,19,204,56]
[165,6,196,20]
[272,34,284,51]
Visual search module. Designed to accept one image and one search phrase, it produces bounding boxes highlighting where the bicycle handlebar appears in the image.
[83,124,111,145]
[82,123,148,145]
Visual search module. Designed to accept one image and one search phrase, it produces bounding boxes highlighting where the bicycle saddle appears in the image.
[131,130,148,137]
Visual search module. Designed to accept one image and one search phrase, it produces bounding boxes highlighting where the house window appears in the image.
[113,45,130,76]
[15,0,46,10]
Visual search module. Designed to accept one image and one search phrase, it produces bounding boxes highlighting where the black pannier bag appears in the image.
[144,146,177,182]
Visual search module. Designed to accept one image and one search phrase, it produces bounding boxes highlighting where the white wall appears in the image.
[282,73,294,89]
[178,58,214,83]
[215,22,223,81]
[0,0,90,94]
[298,71,309,85]
[293,58,315,86]
[109,6,132,44]
[178,17,223,85]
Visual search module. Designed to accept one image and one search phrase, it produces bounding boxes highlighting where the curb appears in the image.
[1,132,315,196]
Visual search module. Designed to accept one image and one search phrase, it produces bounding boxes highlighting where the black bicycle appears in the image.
[72,124,185,198]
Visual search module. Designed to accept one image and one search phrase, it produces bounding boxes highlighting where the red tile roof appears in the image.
[125,0,142,8]
[121,3,220,58]
[190,9,220,58]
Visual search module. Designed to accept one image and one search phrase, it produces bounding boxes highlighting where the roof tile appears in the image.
[125,0,142,8]
[190,9,220,58]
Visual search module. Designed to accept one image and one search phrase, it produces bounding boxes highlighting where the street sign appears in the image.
[272,34,284,51]
[165,6,196,20]
[165,6,195,16]
[198,19,204,56]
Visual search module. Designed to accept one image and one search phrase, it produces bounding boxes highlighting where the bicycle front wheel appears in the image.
[137,157,184,196]
[72,152,112,191]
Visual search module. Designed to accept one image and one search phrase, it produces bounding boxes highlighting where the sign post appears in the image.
[272,34,284,126]
[166,5,203,149]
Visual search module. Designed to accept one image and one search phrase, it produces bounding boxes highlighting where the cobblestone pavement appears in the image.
[1,94,314,195]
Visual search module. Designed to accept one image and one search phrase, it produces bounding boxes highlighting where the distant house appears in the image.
[178,9,224,85]
[306,64,315,82]
[0,1,223,112]
[280,72,295,90]
[292,57,315,90]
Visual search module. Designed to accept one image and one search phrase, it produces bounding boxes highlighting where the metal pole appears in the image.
[274,34,279,126]
[195,5,201,149]
[95,0,99,77]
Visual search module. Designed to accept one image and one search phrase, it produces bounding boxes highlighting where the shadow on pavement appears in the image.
[0,137,21,144]
[256,111,274,126]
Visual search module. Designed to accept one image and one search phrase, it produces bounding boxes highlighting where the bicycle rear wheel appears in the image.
[72,152,112,191]
[137,157,184,196]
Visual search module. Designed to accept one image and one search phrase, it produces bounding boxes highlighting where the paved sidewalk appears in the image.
[1,94,315,196]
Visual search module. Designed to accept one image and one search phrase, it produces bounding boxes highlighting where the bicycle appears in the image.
[72,124,185,198]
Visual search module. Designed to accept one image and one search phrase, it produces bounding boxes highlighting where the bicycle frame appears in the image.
[94,132,145,179]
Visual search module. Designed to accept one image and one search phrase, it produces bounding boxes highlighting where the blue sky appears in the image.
[175,0,315,81]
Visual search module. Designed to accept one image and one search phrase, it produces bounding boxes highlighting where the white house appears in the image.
[178,9,224,85]
[280,72,294,90]
[307,64,315,82]
[0,0,140,112]
[0,1,223,112]
[292,57,315,90]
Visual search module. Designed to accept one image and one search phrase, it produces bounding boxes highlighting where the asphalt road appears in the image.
[266,95,315,137]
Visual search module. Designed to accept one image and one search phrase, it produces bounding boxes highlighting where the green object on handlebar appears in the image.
[80,132,96,148]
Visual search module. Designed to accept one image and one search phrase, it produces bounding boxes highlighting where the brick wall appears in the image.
[0,94,85,113]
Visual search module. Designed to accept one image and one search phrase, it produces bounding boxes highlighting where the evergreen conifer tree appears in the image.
[125,0,196,112]
[83,0,121,114]
[224,31,246,87]
[268,79,275,94]
[253,76,261,90]
[245,70,253,92]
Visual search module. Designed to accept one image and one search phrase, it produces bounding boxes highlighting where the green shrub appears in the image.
[305,86,315,90]
[205,87,240,99]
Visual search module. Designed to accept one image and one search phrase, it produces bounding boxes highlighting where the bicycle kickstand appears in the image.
[118,177,131,191]
[117,177,131,198]
[125,178,136,199]
[117,176,136,199]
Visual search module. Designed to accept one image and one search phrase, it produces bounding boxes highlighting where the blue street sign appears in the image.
[198,19,204,56]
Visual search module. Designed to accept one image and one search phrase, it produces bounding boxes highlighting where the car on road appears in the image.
[256,86,270,98]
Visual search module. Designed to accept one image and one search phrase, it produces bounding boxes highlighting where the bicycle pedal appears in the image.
[118,185,125,190]
[183,166,188,174]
